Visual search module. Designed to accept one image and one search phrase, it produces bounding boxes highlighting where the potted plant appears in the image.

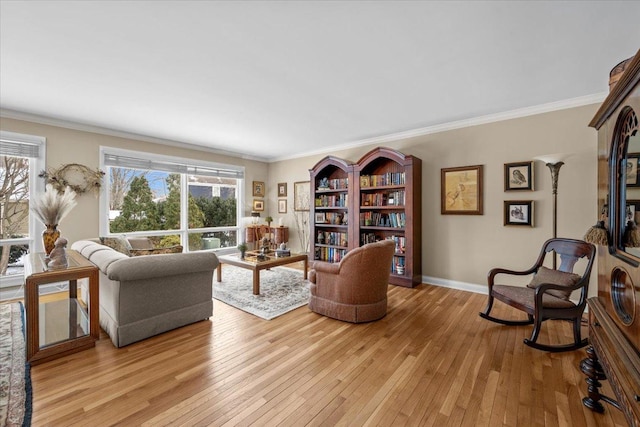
[237,242,248,259]
[265,216,273,228]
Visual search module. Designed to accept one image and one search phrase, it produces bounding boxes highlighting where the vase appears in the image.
[42,224,60,256]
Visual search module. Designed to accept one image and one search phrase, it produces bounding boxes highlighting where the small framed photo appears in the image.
[626,154,640,187]
[504,161,534,191]
[278,199,287,214]
[504,200,534,227]
[252,181,265,197]
[315,212,326,223]
[441,165,483,215]
[253,199,264,211]
[278,182,287,197]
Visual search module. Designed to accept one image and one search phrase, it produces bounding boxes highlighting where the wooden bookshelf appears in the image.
[355,147,422,287]
[309,156,355,263]
[309,147,422,288]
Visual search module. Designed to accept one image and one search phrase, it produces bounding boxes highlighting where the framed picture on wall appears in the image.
[441,165,483,215]
[278,182,287,197]
[504,200,534,226]
[294,181,310,211]
[278,199,287,214]
[626,154,640,187]
[504,161,534,191]
[252,181,265,197]
[252,199,264,211]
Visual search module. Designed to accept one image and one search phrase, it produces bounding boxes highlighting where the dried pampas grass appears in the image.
[31,184,77,226]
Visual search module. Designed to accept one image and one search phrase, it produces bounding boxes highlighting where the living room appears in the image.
[1,1,639,426]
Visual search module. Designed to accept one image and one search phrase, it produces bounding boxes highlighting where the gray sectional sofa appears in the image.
[71,239,218,347]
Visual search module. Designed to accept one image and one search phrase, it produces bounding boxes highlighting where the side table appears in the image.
[24,250,99,364]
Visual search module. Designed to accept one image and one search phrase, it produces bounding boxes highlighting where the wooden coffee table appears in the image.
[217,251,308,295]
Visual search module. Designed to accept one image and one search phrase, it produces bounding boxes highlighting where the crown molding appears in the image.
[270,92,607,162]
[2,92,605,164]
[0,109,268,162]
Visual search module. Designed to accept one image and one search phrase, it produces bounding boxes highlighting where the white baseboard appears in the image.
[422,275,487,295]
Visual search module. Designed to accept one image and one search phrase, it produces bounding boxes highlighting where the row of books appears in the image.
[315,193,348,207]
[359,234,406,254]
[360,172,406,187]
[315,247,347,263]
[316,231,348,247]
[317,177,349,190]
[360,190,405,207]
[359,212,406,228]
[392,256,406,275]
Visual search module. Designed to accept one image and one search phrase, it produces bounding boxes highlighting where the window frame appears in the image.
[99,146,244,252]
[0,130,46,287]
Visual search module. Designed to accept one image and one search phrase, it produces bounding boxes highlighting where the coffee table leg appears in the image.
[253,270,260,295]
[217,264,222,282]
[303,258,308,280]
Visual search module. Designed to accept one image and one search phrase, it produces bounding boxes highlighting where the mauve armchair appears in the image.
[308,240,396,323]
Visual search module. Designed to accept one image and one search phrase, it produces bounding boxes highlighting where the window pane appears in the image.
[108,168,180,232]
[1,155,30,279]
[188,231,238,251]
[188,175,237,229]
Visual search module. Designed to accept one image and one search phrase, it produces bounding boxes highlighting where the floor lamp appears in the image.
[535,153,571,269]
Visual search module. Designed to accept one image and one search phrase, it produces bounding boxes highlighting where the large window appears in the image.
[0,131,46,289]
[100,147,244,251]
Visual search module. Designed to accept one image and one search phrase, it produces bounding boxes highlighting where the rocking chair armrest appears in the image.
[532,279,589,299]
[487,266,538,289]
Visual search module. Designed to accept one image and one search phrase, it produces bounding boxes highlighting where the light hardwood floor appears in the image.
[28,283,627,426]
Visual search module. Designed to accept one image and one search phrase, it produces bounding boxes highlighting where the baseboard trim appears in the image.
[422,275,487,295]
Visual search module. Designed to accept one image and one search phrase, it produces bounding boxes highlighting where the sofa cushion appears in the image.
[99,236,132,256]
[526,266,581,300]
[129,245,183,256]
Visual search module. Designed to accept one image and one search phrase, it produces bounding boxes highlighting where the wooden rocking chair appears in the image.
[479,238,596,352]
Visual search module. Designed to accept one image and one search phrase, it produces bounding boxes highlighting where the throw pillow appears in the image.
[99,236,132,256]
[129,245,183,256]
[526,266,581,300]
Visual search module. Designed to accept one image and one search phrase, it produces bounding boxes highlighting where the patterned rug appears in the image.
[213,266,310,320]
[0,302,31,427]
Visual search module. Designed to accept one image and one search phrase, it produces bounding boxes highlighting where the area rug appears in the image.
[213,266,310,320]
[0,302,32,427]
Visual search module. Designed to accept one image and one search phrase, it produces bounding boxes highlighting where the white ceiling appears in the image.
[1,1,639,162]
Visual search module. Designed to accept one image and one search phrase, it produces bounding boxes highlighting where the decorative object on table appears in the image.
[277,182,287,197]
[441,165,483,215]
[253,199,264,211]
[265,216,273,229]
[278,199,287,214]
[504,161,534,191]
[252,181,265,197]
[213,266,310,320]
[237,242,248,259]
[294,181,310,211]
[47,237,68,269]
[30,183,77,255]
[39,163,104,195]
[503,200,534,227]
[250,210,260,224]
[0,302,32,427]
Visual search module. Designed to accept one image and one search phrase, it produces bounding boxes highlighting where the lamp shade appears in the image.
[533,153,573,164]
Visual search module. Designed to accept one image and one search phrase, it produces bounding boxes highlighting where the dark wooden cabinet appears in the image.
[309,147,422,288]
[582,49,640,426]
